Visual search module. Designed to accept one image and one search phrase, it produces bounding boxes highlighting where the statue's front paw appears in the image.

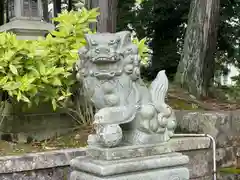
[87,134,99,146]
[168,131,174,137]
[94,113,104,124]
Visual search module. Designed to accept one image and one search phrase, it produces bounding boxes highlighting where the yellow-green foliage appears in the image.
[37,8,99,109]
[219,168,240,174]
[0,33,39,104]
[132,37,151,65]
[0,8,151,110]
[0,8,99,110]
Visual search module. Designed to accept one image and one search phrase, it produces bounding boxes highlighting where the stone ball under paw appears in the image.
[87,134,99,145]
[98,125,123,147]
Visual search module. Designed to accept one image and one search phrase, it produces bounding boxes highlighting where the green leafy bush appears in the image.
[37,8,99,110]
[0,32,38,104]
[132,37,151,65]
[0,8,99,111]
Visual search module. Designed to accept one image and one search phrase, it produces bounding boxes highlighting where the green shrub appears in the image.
[132,37,151,65]
[0,8,99,112]
[0,32,39,105]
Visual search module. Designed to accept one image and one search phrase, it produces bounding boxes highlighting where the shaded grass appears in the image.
[219,167,240,174]
[0,126,91,156]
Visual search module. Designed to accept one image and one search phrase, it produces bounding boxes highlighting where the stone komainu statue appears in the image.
[75,31,176,147]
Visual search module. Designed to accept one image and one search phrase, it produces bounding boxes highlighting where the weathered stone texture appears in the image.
[183,150,211,179]
[0,137,211,180]
[190,176,211,180]
[70,167,189,180]
[0,134,237,180]
[0,103,77,143]
[87,137,210,160]
[70,153,189,178]
[216,147,236,167]
[176,110,240,180]
[0,167,71,180]
[218,174,240,180]
[176,110,240,148]
[0,148,85,174]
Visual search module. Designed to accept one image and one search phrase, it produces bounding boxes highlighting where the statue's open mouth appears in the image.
[92,55,118,63]
[93,70,122,79]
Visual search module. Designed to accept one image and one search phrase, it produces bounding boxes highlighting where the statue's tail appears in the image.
[149,70,169,112]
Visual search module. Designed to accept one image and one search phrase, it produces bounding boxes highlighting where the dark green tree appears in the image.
[117,0,240,84]
[117,0,190,80]
[53,0,62,17]
[117,0,135,32]
[175,0,220,98]
[0,0,4,25]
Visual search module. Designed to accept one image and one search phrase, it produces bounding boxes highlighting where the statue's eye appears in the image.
[127,35,131,42]
[109,40,116,45]
[95,48,100,53]
[91,40,97,46]
[127,48,132,53]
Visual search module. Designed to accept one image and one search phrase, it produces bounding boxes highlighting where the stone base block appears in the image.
[70,167,189,180]
[70,152,190,180]
[87,141,172,160]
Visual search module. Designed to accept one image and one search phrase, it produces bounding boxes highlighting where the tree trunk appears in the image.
[175,0,220,98]
[6,0,9,23]
[42,0,49,22]
[101,0,118,33]
[68,0,72,11]
[0,0,4,25]
[86,0,118,33]
[53,0,61,17]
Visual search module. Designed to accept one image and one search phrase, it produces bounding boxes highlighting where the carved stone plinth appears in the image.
[87,141,172,161]
[70,151,189,180]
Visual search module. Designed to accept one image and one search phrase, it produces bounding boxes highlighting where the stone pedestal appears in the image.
[70,31,190,180]
[70,144,190,180]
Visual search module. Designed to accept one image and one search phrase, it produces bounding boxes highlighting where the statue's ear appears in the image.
[84,34,92,48]
[78,46,88,57]
[116,31,132,48]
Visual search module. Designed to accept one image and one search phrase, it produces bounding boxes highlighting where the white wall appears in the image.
[220,64,239,86]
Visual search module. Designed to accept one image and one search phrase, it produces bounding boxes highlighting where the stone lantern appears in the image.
[0,0,54,40]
